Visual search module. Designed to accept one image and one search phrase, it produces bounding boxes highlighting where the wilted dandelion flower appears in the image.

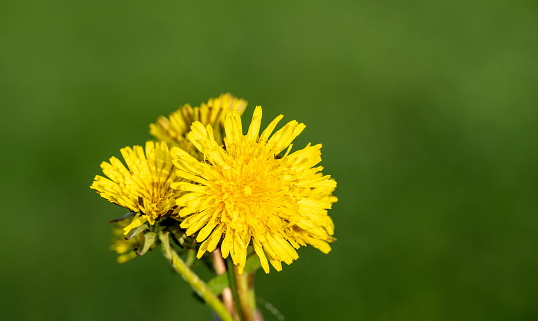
[150,93,247,154]
[171,106,337,274]
[91,141,181,234]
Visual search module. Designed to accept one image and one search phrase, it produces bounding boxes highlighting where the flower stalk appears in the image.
[227,258,244,321]
[234,265,258,321]
[162,242,234,321]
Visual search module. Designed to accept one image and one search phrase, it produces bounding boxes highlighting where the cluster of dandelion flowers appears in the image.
[172,106,337,274]
[91,141,182,234]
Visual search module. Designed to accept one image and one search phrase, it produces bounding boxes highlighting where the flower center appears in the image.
[213,151,285,231]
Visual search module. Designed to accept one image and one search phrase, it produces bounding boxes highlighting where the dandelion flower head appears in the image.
[150,93,247,155]
[91,141,181,234]
[172,106,337,273]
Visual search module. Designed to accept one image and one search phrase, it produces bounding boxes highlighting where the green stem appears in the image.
[227,257,244,321]
[162,244,234,321]
[234,267,257,321]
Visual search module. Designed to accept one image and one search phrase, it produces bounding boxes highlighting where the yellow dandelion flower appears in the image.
[150,93,247,154]
[171,106,337,274]
[91,141,181,234]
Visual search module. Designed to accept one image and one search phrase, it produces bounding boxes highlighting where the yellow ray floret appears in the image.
[149,93,247,155]
[91,141,182,234]
[171,106,337,274]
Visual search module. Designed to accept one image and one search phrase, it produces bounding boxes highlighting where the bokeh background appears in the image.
[1,1,537,320]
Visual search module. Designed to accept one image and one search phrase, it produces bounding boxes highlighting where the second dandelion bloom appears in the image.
[172,106,337,274]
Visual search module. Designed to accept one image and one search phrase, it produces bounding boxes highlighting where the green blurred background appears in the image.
[1,1,537,320]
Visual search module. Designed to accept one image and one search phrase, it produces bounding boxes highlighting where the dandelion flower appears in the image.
[91,141,181,234]
[150,93,247,154]
[171,106,337,273]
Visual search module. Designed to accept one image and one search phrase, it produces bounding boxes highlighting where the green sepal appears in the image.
[109,211,136,223]
[137,231,156,256]
[126,223,148,240]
